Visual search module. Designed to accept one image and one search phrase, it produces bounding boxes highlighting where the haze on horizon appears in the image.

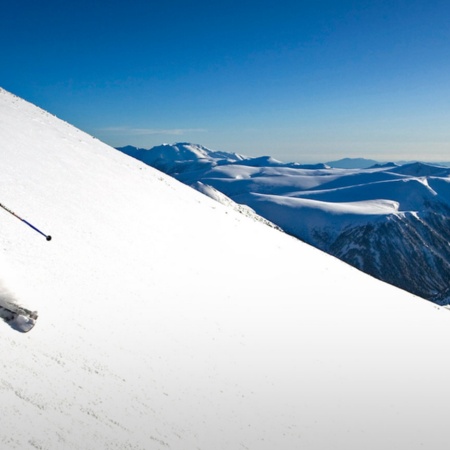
[1,0,449,163]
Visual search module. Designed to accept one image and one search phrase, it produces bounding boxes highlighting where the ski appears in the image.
[0,305,38,333]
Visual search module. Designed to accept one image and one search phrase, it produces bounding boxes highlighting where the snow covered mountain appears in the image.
[3,88,450,449]
[118,143,450,304]
[117,143,247,174]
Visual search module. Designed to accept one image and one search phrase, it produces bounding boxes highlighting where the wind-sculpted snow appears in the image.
[3,87,450,449]
[119,142,450,304]
[296,177,441,211]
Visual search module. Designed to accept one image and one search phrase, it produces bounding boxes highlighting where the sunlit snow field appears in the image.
[1,88,450,449]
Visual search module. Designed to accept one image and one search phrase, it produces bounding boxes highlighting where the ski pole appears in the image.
[0,202,52,241]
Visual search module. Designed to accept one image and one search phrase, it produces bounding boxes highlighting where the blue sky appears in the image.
[2,0,450,162]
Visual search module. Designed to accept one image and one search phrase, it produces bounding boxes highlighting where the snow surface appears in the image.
[2,88,450,449]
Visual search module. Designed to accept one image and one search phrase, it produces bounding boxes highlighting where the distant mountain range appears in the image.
[117,143,450,304]
[326,157,379,168]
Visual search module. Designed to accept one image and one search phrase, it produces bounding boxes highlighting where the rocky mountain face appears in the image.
[319,203,450,305]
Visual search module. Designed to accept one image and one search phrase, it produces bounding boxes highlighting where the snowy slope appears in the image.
[2,88,450,449]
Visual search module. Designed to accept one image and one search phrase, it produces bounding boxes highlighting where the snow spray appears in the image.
[0,202,52,241]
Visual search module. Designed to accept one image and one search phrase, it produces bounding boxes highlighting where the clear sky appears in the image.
[2,0,450,163]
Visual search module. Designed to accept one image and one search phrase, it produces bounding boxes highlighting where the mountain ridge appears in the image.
[326,157,379,169]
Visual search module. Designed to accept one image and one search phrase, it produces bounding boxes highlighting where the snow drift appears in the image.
[2,88,450,449]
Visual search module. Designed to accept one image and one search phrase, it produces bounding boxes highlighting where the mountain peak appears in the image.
[326,157,379,169]
[117,142,246,174]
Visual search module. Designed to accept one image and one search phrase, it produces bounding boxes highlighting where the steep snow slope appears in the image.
[2,88,450,449]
